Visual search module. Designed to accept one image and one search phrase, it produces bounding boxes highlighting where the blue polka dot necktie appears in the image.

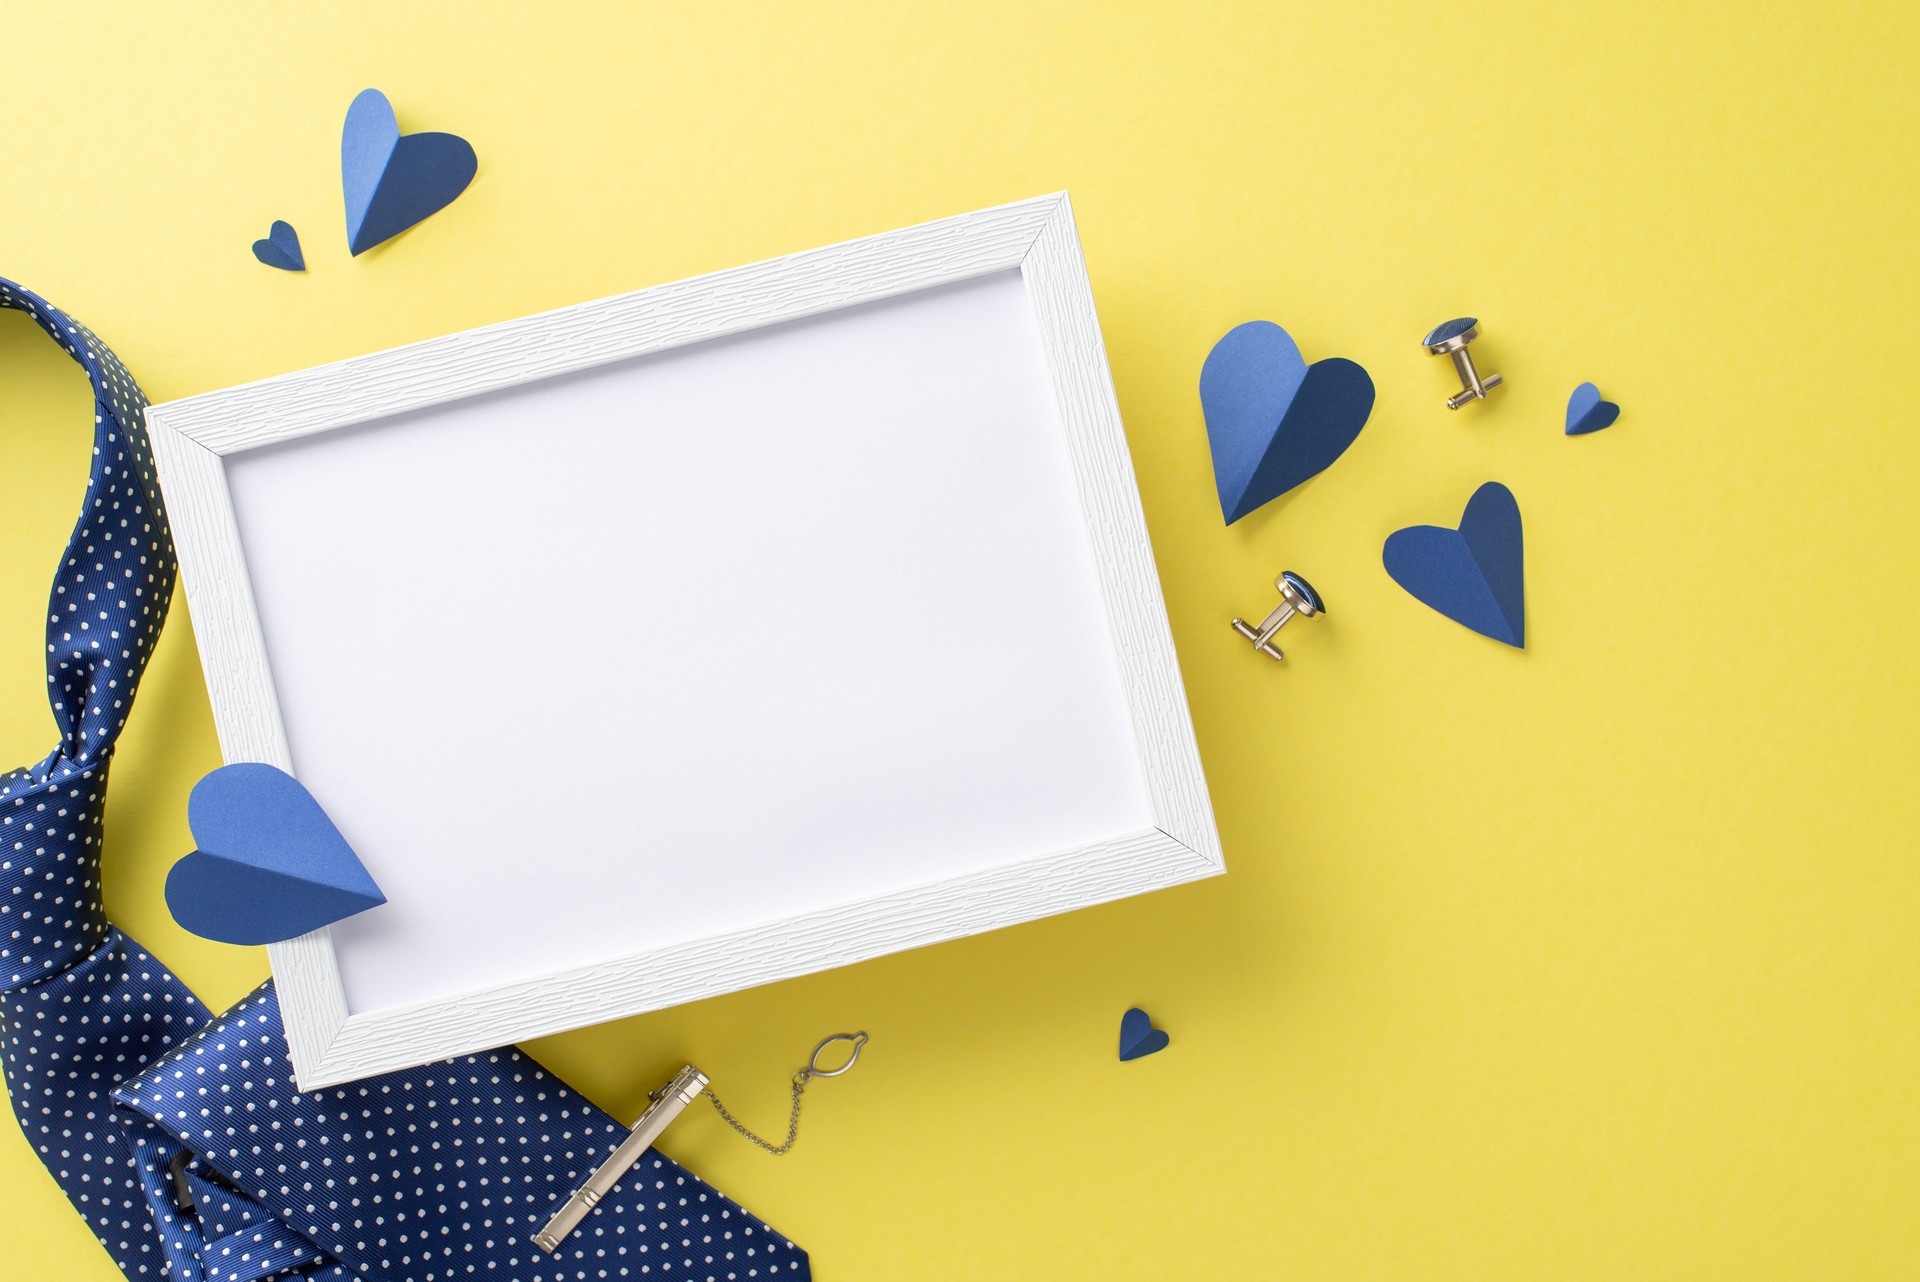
[1,279,812,1281]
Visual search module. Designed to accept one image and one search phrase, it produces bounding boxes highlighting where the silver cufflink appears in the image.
[1423,317,1504,409]
[1232,571,1324,661]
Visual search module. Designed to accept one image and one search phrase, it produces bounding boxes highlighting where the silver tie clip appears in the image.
[533,1064,709,1254]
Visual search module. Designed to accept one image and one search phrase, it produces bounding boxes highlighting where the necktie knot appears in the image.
[0,759,112,992]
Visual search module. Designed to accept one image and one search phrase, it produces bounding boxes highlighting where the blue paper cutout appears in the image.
[1383,481,1526,648]
[1566,382,1620,435]
[165,763,386,946]
[1200,321,1375,524]
[1118,1007,1170,1061]
[341,88,477,255]
[251,220,306,272]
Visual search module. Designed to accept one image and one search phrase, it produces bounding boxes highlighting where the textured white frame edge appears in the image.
[147,192,1222,1089]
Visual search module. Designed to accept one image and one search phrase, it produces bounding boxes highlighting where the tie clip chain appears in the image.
[534,1032,868,1254]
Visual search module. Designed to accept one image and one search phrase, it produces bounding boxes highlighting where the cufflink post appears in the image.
[1423,317,1504,409]
[1232,571,1324,661]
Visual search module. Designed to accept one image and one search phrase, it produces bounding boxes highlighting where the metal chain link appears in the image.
[701,1032,867,1157]
[703,1073,809,1155]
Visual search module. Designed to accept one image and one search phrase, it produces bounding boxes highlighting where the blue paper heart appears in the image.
[1383,481,1526,648]
[342,88,477,255]
[1200,321,1375,524]
[1566,381,1620,435]
[251,219,306,272]
[1118,1007,1170,1061]
[165,763,386,946]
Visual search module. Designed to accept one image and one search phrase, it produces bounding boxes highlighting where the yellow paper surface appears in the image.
[2,3,1916,1277]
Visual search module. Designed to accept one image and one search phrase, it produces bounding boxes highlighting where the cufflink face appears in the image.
[1424,316,1504,408]
[1232,570,1325,661]
[1422,317,1479,351]
[1277,570,1322,615]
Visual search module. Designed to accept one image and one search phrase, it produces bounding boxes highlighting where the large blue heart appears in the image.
[1200,321,1375,524]
[341,88,477,255]
[165,763,386,946]
[1383,481,1526,648]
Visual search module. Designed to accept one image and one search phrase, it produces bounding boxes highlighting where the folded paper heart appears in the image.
[342,87,477,255]
[165,763,386,946]
[1118,1007,1170,1061]
[250,219,305,272]
[1566,381,1620,435]
[1383,481,1527,648]
[1200,321,1375,524]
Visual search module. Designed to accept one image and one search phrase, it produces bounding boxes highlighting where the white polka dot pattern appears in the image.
[0,277,214,1279]
[115,984,813,1281]
[1,278,812,1280]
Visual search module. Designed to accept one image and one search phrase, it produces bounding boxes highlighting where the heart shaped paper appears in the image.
[165,763,386,946]
[1566,382,1620,435]
[1200,321,1375,524]
[1383,481,1526,648]
[1118,1007,1170,1061]
[342,88,477,255]
[251,219,306,272]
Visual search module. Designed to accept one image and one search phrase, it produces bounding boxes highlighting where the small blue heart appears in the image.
[1566,381,1620,435]
[1200,321,1375,524]
[1383,481,1526,648]
[251,220,306,272]
[165,763,386,946]
[1118,1007,1170,1061]
[342,88,477,255]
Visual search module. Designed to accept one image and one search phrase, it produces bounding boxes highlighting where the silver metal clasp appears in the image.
[532,1064,708,1254]
[804,1031,867,1079]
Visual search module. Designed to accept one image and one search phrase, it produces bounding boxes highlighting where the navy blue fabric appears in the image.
[114,984,812,1281]
[1,278,810,1280]
[0,277,213,1278]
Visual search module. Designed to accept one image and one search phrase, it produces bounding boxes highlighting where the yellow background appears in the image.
[4,2,1917,1277]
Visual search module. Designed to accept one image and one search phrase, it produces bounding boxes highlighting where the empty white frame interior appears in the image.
[149,195,1221,1088]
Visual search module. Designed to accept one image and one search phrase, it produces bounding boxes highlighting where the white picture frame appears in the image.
[148,193,1221,1089]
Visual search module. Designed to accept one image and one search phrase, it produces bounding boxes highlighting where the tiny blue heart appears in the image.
[1566,382,1620,435]
[251,220,306,272]
[1118,1007,1170,1061]
[342,88,477,255]
[1383,481,1527,648]
[1200,321,1375,524]
[165,763,386,946]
